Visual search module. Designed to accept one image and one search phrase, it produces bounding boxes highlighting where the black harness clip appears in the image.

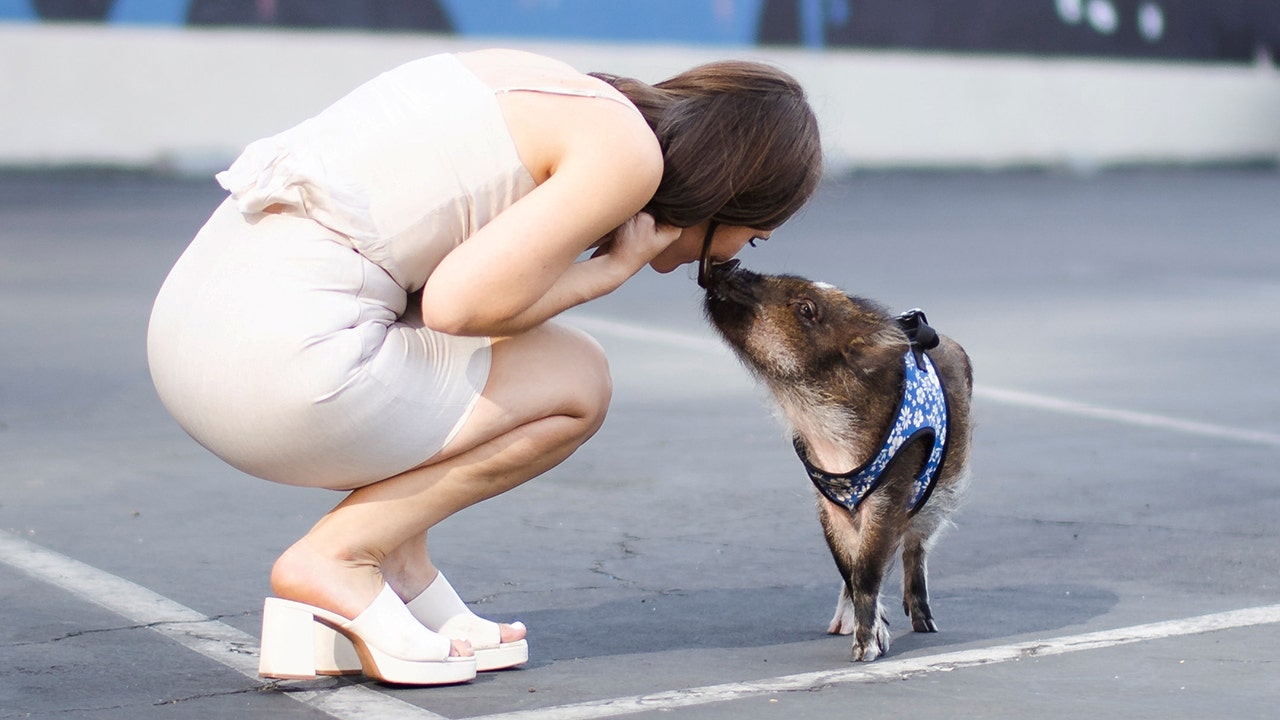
[896,308,939,370]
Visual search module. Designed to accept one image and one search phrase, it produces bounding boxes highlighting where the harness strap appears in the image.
[793,310,949,515]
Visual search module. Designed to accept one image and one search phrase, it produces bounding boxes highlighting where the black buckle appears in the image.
[896,308,939,369]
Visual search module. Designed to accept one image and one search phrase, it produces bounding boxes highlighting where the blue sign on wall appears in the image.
[2,0,1276,63]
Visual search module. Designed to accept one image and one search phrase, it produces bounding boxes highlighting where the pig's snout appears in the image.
[701,259,760,306]
[698,257,741,289]
[708,258,741,278]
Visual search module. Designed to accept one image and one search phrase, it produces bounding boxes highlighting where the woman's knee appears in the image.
[544,322,612,434]
[431,321,610,466]
[485,321,612,428]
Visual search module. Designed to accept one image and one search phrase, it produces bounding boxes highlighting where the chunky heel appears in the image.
[259,597,321,679]
[259,586,476,686]
[314,623,362,676]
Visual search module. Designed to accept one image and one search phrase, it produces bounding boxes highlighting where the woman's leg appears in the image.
[270,321,610,629]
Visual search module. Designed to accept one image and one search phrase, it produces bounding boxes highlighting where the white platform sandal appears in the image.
[258,584,477,685]
[313,573,528,674]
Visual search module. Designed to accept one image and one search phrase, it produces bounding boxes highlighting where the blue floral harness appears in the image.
[792,310,949,516]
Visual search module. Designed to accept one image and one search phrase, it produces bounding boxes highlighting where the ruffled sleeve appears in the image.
[215,134,380,244]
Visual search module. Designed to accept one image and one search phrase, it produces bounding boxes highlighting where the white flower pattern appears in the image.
[796,351,948,514]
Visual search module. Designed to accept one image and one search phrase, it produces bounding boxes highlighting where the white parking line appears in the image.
[972,385,1280,448]
[468,603,1280,720]
[563,315,725,354]
[8,528,1279,720]
[0,531,446,720]
[564,313,1280,449]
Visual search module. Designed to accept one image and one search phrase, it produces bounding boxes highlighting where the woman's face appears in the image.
[648,221,770,274]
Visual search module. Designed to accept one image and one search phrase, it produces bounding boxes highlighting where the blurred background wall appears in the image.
[1,0,1278,173]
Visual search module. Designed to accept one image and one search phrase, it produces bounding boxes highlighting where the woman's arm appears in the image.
[480,211,678,335]
[420,101,670,337]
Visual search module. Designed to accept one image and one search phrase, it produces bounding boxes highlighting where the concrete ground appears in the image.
[1,167,1277,719]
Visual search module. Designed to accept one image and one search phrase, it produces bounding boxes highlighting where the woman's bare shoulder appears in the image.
[530,98,662,210]
[462,51,660,192]
[455,48,582,88]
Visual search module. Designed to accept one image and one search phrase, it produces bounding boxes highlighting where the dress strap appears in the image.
[493,85,645,120]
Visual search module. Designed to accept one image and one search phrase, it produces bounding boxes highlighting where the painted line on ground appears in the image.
[563,314,726,353]
[971,385,1280,448]
[466,603,1280,720]
[8,528,1278,720]
[0,530,446,720]
[564,313,1280,449]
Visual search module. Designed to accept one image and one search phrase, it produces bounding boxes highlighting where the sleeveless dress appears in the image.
[147,53,639,490]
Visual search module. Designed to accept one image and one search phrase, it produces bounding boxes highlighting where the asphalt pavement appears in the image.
[2,167,1278,719]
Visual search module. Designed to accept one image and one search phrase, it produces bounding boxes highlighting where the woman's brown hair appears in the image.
[590,61,823,230]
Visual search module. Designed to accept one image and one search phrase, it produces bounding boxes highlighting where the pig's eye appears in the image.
[793,299,819,322]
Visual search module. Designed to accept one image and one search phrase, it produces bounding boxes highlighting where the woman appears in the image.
[148,48,821,685]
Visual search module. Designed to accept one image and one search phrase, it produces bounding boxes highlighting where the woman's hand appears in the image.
[592,212,682,270]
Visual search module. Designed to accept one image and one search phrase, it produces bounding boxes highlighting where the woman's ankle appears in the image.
[270,540,385,620]
[379,550,439,604]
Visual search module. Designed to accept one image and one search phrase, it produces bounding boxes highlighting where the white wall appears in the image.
[3,22,1278,173]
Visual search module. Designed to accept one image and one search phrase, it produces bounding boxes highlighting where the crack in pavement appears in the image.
[154,682,278,706]
[2,611,259,649]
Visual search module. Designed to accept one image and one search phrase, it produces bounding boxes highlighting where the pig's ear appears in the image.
[841,326,906,375]
[840,336,868,365]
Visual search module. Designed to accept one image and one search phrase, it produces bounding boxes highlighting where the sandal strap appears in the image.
[406,573,502,649]
[346,584,453,662]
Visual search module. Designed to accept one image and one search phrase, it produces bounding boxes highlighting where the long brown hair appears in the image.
[590,61,822,230]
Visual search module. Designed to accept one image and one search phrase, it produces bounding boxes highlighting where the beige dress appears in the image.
[147,53,636,489]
